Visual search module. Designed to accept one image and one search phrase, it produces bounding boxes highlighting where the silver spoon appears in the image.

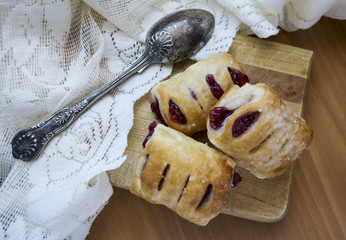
[11,9,215,161]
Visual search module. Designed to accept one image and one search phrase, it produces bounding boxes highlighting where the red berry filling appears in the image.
[150,98,168,126]
[209,107,234,130]
[227,67,249,87]
[232,111,260,137]
[169,99,187,124]
[189,88,198,100]
[231,172,242,188]
[142,121,158,148]
[206,74,224,99]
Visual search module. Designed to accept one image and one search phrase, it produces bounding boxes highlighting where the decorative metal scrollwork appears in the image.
[55,100,88,124]
[148,31,173,57]
[11,99,89,161]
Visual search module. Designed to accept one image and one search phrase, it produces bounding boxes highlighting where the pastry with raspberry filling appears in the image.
[131,123,237,226]
[207,83,313,179]
[150,52,249,135]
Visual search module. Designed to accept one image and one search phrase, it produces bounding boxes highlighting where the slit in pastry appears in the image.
[158,164,170,191]
[196,184,214,209]
[177,175,190,202]
[249,131,275,153]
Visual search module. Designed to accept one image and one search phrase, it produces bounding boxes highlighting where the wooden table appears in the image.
[87,17,346,240]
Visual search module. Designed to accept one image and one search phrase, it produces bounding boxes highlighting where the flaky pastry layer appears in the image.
[207,83,313,179]
[130,124,236,225]
[151,52,245,135]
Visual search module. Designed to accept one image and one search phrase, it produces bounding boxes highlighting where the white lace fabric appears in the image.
[0,0,344,239]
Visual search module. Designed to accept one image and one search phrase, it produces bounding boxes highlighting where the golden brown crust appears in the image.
[207,83,313,179]
[151,52,245,135]
[130,124,236,226]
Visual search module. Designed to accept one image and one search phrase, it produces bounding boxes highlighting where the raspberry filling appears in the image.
[227,67,249,87]
[206,74,224,99]
[232,111,260,137]
[150,98,167,126]
[169,99,187,124]
[189,88,198,100]
[142,121,158,148]
[209,107,234,130]
[231,172,242,188]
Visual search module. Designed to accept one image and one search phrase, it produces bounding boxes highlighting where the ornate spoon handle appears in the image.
[11,7,214,161]
[11,52,154,161]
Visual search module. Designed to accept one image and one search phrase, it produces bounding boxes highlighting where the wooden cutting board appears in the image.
[108,35,313,222]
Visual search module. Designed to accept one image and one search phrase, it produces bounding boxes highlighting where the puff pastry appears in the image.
[207,83,313,179]
[130,123,237,226]
[150,52,249,136]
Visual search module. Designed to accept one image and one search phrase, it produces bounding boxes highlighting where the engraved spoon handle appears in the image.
[11,51,154,161]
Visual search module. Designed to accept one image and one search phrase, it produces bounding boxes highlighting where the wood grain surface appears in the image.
[107,34,312,222]
[87,17,346,240]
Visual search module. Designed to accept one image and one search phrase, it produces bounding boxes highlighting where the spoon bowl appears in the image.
[145,9,214,63]
[11,9,215,161]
